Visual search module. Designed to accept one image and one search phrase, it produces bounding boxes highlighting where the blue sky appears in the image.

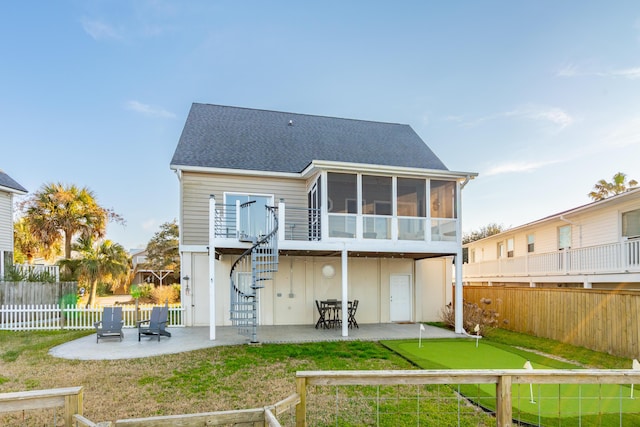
[2,1,639,250]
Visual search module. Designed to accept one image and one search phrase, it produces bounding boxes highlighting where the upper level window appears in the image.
[527,234,535,253]
[507,238,514,258]
[430,180,456,218]
[558,225,571,250]
[622,208,640,239]
[327,173,357,213]
[362,175,392,215]
[397,178,426,217]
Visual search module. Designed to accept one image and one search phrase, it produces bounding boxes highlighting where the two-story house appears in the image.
[170,103,476,341]
[463,187,640,289]
[0,170,27,278]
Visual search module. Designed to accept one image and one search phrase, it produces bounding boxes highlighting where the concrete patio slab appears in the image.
[49,323,459,360]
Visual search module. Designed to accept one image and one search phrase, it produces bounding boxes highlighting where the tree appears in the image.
[462,223,505,245]
[13,217,61,264]
[60,237,131,307]
[588,172,638,201]
[144,220,180,283]
[18,183,124,259]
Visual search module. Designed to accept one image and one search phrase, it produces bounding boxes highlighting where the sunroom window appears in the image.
[362,175,392,239]
[327,173,357,238]
[430,180,457,241]
[397,178,426,240]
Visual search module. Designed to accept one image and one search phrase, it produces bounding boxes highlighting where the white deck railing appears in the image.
[212,200,459,243]
[0,304,184,331]
[464,239,640,278]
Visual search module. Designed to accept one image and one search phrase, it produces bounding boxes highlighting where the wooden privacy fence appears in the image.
[0,281,76,305]
[0,304,184,331]
[464,286,640,358]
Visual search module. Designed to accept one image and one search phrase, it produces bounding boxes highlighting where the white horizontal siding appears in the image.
[181,172,307,245]
[0,192,13,252]
[466,192,640,263]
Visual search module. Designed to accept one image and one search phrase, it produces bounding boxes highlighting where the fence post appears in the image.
[496,374,512,427]
[64,387,83,426]
[295,376,306,427]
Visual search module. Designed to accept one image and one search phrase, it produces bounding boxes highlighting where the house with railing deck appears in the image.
[0,170,27,279]
[463,187,640,288]
[170,103,477,341]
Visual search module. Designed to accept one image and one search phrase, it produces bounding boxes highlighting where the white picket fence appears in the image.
[0,304,184,331]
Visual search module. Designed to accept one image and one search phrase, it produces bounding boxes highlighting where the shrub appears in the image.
[130,284,152,300]
[440,298,500,335]
[151,285,180,304]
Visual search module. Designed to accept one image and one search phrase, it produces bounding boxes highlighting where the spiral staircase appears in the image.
[229,202,279,343]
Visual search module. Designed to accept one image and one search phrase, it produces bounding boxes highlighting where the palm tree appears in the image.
[60,237,131,307]
[13,217,61,264]
[588,172,638,201]
[19,183,123,259]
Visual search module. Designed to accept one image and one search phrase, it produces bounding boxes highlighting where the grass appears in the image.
[383,329,640,426]
[0,327,634,426]
[2,330,484,425]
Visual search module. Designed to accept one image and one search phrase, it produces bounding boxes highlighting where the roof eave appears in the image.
[302,160,478,181]
[0,185,28,195]
[464,187,640,247]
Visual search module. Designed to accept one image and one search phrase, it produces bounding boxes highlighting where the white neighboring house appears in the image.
[463,188,640,289]
[170,103,477,341]
[0,170,27,278]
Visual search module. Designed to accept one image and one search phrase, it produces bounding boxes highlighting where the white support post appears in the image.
[454,181,463,334]
[278,199,286,242]
[341,246,349,337]
[209,195,217,340]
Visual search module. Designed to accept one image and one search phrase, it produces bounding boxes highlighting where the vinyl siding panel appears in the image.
[465,191,640,263]
[0,192,13,251]
[181,171,307,245]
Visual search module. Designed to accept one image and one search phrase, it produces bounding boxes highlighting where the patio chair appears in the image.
[315,300,327,329]
[348,300,359,329]
[137,303,172,342]
[94,306,124,343]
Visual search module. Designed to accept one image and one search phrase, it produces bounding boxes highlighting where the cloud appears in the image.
[461,106,574,130]
[521,107,574,128]
[125,100,176,119]
[608,67,640,79]
[556,63,640,80]
[604,117,640,148]
[483,159,561,177]
[556,63,579,77]
[81,18,123,41]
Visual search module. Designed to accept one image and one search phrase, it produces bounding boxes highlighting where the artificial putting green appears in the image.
[381,338,640,426]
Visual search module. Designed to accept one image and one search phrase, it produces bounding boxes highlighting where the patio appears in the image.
[49,323,458,360]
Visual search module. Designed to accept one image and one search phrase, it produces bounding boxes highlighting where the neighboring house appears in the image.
[463,188,640,289]
[0,170,27,278]
[170,103,477,340]
[129,248,174,288]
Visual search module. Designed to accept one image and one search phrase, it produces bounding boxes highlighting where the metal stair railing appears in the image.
[229,205,278,343]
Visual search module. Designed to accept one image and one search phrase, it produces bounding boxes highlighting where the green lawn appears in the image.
[382,338,640,426]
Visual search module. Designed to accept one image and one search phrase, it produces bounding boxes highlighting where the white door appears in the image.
[193,253,210,326]
[390,274,411,322]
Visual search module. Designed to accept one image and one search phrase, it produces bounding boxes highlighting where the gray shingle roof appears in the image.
[171,103,449,173]
[0,170,27,193]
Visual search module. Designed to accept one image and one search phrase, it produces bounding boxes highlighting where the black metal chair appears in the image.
[315,300,327,329]
[348,300,359,329]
